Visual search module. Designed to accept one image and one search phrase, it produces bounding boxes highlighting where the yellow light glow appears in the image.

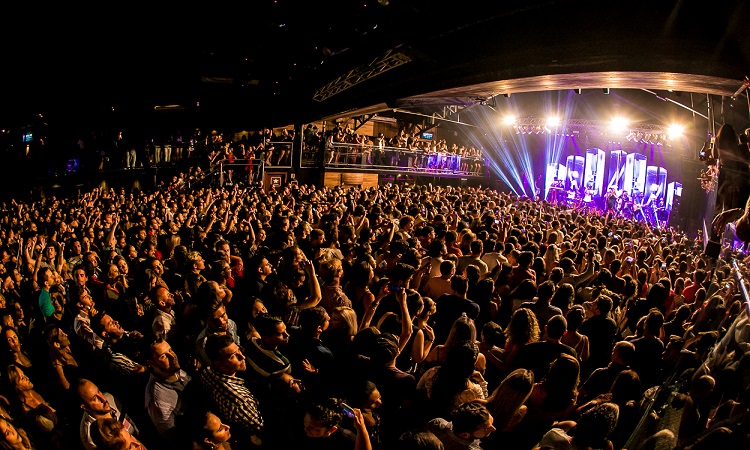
[667,124,685,139]
[609,117,629,133]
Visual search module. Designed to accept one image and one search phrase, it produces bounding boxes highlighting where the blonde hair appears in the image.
[332,306,358,336]
[319,258,343,284]
[486,369,535,431]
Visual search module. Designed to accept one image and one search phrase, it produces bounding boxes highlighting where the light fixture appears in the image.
[502,115,516,126]
[667,124,684,139]
[546,116,560,127]
[574,88,582,95]
[609,117,629,133]
[602,88,610,94]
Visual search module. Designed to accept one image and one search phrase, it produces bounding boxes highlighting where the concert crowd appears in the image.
[0,167,744,450]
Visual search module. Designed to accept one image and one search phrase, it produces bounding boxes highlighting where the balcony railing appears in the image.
[303,142,486,177]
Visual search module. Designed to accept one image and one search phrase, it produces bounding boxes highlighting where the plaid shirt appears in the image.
[199,367,263,437]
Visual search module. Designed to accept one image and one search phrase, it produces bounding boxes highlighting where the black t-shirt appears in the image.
[631,336,665,388]
[512,341,577,381]
[579,315,618,369]
[579,363,630,403]
[432,293,480,345]
[297,427,356,450]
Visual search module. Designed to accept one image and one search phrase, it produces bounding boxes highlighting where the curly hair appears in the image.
[504,308,540,345]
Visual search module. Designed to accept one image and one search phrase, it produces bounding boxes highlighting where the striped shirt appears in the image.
[199,366,263,437]
[103,346,140,376]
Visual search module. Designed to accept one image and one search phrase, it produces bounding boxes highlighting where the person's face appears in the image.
[108,265,120,281]
[265,322,290,347]
[330,311,346,330]
[86,253,99,268]
[220,263,232,278]
[210,281,227,302]
[149,340,181,375]
[364,388,383,410]
[5,329,20,353]
[78,292,95,313]
[0,419,24,447]
[79,381,111,415]
[118,260,129,275]
[251,301,267,318]
[215,343,246,374]
[13,367,33,391]
[52,293,65,314]
[204,412,232,446]
[151,260,163,276]
[260,258,273,277]
[56,328,70,348]
[209,306,229,332]
[100,314,124,338]
[468,418,496,439]
[157,288,175,309]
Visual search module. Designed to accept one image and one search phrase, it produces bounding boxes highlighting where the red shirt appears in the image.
[682,282,699,304]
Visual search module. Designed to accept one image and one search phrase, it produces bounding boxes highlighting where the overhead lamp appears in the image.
[667,124,684,139]
[502,115,516,126]
[609,117,629,133]
[546,116,560,127]
[574,88,582,95]
[602,88,610,94]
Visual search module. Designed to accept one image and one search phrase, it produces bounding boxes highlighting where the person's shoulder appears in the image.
[560,342,577,357]
[519,300,536,309]
[425,416,450,431]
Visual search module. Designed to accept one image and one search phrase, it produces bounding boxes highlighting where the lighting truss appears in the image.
[313,48,412,102]
[511,118,673,144]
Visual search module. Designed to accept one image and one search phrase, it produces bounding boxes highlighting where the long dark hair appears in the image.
[430,341,479,416]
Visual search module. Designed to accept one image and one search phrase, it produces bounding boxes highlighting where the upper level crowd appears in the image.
[91,125,486,176]
[0,168,745,450]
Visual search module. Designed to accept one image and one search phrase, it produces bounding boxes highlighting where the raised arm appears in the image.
[297,260,322,310]
[396,288,413,354]
[359,285,387,330]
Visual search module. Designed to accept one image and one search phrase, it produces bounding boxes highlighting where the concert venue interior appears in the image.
[0,3,749,450]
[2,3,747,236]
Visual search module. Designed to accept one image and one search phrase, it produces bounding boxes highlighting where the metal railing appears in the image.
[215,158,265,187]
[308,141,486,176]
[262,140,294,168]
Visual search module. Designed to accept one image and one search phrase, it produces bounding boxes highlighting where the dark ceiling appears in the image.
[1,1,749,136]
